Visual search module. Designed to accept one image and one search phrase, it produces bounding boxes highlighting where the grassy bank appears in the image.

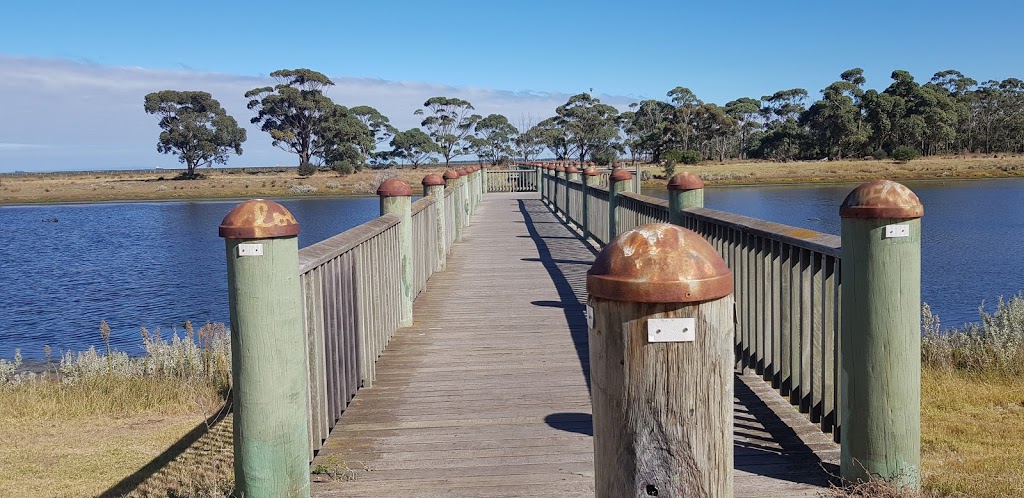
[2,154,1023,205]
[0,322,233,497]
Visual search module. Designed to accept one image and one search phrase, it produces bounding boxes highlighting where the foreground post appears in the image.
[839,180,923,489]
[582,166,599,240]
[554,165,565,217]
[423,173,447,272]
[219,200,310,498]
[378,179,414,327]
[667,172,704,225]
[565,165,579,225]
[608,167,633,239]
[588,223,735,498]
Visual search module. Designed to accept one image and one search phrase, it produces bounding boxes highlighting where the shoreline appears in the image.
[2,155,1023,205]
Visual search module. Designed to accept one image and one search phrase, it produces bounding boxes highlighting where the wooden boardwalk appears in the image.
[311,192,839,497]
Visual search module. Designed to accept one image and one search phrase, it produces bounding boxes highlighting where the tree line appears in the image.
[144,67,1024,178]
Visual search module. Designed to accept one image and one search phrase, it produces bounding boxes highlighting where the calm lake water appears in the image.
[2,179,1022,359]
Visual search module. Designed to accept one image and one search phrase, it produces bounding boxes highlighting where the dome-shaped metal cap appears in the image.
[566,166,580,174]
[219,199,300,239]
[377,178,413,197]
[588,223,733,303]
[667,172,704,191]
[584,166,600,176]
[839,180,923,219]
[457,168,469,176]
[422,173,444,186]
[555,165,566,173]
[610,168,633,182]
[443,169,460,180]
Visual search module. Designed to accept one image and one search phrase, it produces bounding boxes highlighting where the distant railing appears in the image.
[485,168,537,192]
[537,166,844,442]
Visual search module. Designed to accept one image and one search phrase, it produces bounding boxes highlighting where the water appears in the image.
[0,197,382,359]
[2,179,1022,359]
[648,178,1024,329]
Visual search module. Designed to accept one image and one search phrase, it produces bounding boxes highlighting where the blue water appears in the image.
[1,179,1021,359]
[649,178,1024,331]
[0,197,381,359]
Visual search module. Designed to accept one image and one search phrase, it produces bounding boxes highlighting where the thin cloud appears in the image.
[0,56,636,172]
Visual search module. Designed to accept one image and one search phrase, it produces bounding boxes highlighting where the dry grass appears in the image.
[0,165,451,204]
[919,368,1024,498]
[638,154,1024,187]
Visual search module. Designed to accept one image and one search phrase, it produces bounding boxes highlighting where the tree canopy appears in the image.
[143,90,246,179]
[470,114,518,165]
[415,97,481,167]
[389,128,441,168]
[554,93,620,165]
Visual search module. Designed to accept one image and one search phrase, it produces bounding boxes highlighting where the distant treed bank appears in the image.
[144,67,1024,177]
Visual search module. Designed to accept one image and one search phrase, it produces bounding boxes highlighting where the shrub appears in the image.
[680,150,702,165]
[662,160,676,179]
[591,147,618,166]
[331,161,356,175]
[891,146,919,163]
[871,148,889,160]
[297,162,317,177]
[922,294,1024,375]
[289,184,317,195]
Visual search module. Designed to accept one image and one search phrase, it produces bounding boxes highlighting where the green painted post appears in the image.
[608,167,633,239]
[219,200,310,498]
[582,166,600,241]
[839,180,923,489]
[554,165,565,216]
[423,173,447,272]
[458,168,470,224]
[667,172,704,226]
[482,165,489,194]
[536,164,543,195]
[379,179,414,327]
[443,170,462,242]
[566,165,580,226]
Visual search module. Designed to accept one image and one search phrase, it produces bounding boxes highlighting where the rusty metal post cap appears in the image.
[584,166,600,176]
[377,178,413,197]
[443,170,460,180]
[566,166,580,174]
[219,199,300,239]
[422,173,445,186]
[610,168,633,182]
[457,168,469,176]
[588,224,733,303]
[839,180,923,219]
[555,165,566,173]
[667,172,704,191]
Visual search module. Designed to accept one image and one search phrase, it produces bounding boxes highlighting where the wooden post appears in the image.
[667,172,704,226]
[482,165,489,194]
[536,165,543,196]
[378,179,414,328]
[588,223,735,498]
[443,170,462,242]
[583,166,599,241]
[566,165,580,226]
[219,200,311,498]
[839,180,923,489]
[458,168,470,225]
[423,173,446,272]
[554,165,565,217]
[608,167,633,240]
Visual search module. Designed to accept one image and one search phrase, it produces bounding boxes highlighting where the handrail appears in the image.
[538,168,845,442]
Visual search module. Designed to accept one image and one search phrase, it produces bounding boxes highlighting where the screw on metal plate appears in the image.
[647,318,696,343]
[884,224,910,238]
[237,243,264,257]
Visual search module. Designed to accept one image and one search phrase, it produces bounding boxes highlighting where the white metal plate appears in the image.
[647,318,696,343]
[586,305,594,328]
[237,243,264,256]
[884,224,910,238]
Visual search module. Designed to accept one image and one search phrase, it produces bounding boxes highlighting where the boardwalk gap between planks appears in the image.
[311,192,839,498]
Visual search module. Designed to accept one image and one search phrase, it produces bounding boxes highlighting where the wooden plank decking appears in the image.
[311,192,838,497]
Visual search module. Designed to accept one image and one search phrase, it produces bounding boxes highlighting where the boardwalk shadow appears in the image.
[517,199,592,394]
[734,376,838,487]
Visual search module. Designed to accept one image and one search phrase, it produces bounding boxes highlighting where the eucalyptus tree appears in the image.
[666,87,703,151]
[802,70,868,159]
[318,104,374,171]
[628,100,674,162]
[143,90,246,179]
[724,97,762,159]
[470,114,518,165]
[245,68,338,166]
[759,88,809,160]
[554,93,620,165]
[389,128,441,168]
[415,97,481,167]
[533,117,576,160]
[350,105,397,163]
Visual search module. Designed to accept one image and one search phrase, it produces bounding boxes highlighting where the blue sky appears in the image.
[1,0,1022,172]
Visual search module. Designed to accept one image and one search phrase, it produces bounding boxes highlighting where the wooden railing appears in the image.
[485,168,538,192]
[538,167,844,442]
